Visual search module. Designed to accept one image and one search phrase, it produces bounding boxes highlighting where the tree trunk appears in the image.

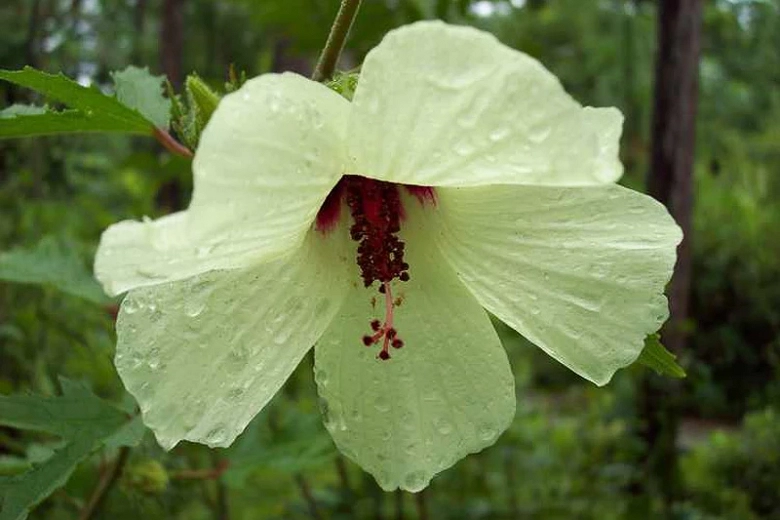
[647,0,702,349]
[160,0,184,88]
[636,0,703,509]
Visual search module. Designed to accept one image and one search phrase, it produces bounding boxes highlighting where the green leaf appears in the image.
[0,380,136,520]
[0,236,110,304]
[0,110,149,138]
[637,334,686,378]
[0,67,152,138]
[111,66,171,129]
[0,379,126,438]
[185,74,220,128]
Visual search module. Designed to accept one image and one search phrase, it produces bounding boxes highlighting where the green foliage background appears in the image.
[1,0,779,518]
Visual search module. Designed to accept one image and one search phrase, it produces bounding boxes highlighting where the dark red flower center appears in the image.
[315,175,435,360]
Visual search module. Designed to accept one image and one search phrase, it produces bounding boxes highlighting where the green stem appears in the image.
[79,446,131,520]
[311,0,362,82]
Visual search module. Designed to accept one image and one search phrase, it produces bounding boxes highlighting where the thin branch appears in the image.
[153,126,193,158]
[170,458,230,481]
[294,474,323,520]
[311,0,362,82]
[394,490,405,520]
[211,451,230,520]
[79,446,131,520]
[414,489,428,520]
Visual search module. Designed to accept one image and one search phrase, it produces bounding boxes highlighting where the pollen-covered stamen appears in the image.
[344,175,410,287]
[314,175,434,358]
[362,281,403,360]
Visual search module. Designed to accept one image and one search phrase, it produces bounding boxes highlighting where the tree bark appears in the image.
[647,0,702,352]
[636,0,703,508]
[160,0,184,88]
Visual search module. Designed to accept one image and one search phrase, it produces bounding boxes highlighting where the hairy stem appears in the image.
[311,0,362,82]
[153,126,193,158]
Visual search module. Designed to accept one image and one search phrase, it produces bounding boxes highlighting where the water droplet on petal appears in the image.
[205,425,227,445]
[403,470,429,493]
[374,395,390,413]
[477,424,496,442]
[123,298,140,314]
[489,126,510,142]
[184,300,206,318]
[434,418,454,435]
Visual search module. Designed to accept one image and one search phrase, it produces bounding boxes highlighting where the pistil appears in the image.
[315,175,435,360]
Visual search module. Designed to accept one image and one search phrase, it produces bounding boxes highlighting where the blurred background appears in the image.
[1,0,779,518]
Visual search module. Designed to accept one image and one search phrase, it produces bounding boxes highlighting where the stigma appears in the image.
[315,175,435,360]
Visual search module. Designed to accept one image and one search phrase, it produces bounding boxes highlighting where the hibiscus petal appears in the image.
[349,21,622,187]
[314,213,515,492]
[115,230,350,450]
[434,183,682,385]
[96,73,349,295]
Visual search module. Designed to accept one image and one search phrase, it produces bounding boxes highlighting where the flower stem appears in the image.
[153,126,194,158]
[311,0,362,82]
[79,446,131,520]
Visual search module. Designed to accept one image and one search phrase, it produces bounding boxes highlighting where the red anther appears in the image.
[314,175,436,359]
[405,185,437,206]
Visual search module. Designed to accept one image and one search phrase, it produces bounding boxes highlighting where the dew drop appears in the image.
[274,328,292,345]
[205,425,227,445]
[184,300,206,318]
[489,126,510,142]
[196,245,213,258]
[314,368,328,386]
[374,395,390,413]
[434,418,453,435]
[477,424,496,442]
[227,386,245,400]
[453,140,474,157]
[529,126,551,144]
[403,470,429,493]
[123,298,140,314]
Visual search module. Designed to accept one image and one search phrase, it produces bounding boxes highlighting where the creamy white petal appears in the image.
[96,73,349,296]
[115,229,351,451]
[314,206,515,492]
[434,184,682,385]
[349,21,623,187]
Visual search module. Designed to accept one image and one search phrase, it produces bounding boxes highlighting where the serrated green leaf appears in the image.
[0,379,126,439]
[111,66,171,129]
[0,380,136,520]
[0,237,109,304]
[0,67,151,137]
[0,435,97,520]
[637,334,686,378]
